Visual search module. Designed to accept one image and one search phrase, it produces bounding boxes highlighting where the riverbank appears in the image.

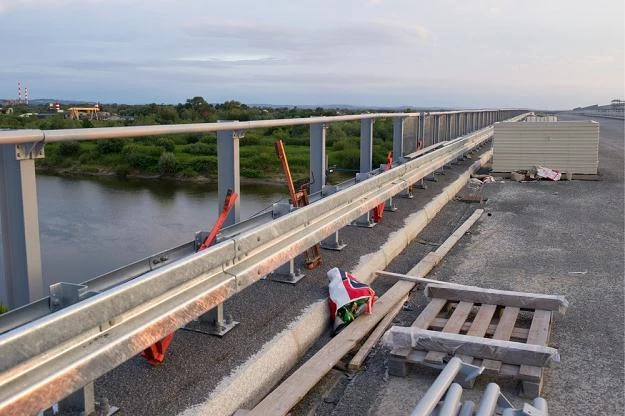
[35,165,355,187]
[35,166,287,186]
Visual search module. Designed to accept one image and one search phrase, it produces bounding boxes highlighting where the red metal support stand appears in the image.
[141,190,239,366]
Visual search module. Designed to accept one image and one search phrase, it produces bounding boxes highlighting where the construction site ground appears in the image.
[288,113,624,416]
[96,114,623,416]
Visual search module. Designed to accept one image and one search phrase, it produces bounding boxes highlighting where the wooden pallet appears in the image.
[389,284,566,398]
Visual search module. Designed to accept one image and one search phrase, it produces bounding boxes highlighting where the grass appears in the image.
[33,122,394,181]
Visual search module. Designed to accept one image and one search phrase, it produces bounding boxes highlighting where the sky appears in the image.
[0,0,623,109]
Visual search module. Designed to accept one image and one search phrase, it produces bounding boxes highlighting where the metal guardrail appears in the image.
[0,112,529,415]
[0,111,523,414]
[571,110,625,120]
[0,110,515,144]
[0,138,451,335]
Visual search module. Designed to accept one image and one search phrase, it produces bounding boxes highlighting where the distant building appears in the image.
[611,99,624,109]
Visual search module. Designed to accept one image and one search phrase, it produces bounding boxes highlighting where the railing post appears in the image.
[205,124,242,336]
[309,123,326,196]
[360,118,374,173]
[217,124,241,227]
[392,116,405,162]
[0,143,44,309]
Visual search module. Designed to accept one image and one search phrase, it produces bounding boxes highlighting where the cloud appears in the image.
[184,19,430,54]
[489,6,502,16]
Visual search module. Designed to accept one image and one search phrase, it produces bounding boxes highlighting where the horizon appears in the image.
[1,1,623,109]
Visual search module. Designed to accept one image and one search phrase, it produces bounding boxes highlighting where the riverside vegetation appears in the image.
[0,98,410,183]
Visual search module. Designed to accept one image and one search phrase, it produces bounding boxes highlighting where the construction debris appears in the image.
[410,358,550,416]
[535,166,561,181]
[507,166,562,182]
[328,267,376,334]
[244,210,485,416]
[384,281,567,397]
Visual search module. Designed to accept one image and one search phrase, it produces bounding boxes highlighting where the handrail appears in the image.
[0,109,518,145]
[0,112,529,415]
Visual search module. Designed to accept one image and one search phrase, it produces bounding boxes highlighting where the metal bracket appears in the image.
[272,202,295,219]
[267,258,305,284]
[384,196,398,212]
[15,141,45,160]
[320,230,346,251]
[49,282,98,313]
[196,303,239,337]
[501,402,548,416]
[456,361,484,383]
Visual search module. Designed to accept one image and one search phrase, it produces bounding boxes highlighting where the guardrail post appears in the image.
[392,116,405,162]
[0,143,44,309]
[204,124,242,336]
[319,186,347,251]
[309,123,326,196]
[360,118,374,173]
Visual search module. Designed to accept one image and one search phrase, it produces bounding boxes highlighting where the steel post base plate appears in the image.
[205,320,239,337]
[350,220,377,228]
[267,271,306,285]
[320,241,347,251]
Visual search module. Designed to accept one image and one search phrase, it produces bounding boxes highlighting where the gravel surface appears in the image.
[302,114,623,416]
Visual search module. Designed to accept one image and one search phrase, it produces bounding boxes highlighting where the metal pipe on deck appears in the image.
[411,357,464,416]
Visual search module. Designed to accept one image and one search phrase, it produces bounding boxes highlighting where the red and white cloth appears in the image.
[327,267,375,332]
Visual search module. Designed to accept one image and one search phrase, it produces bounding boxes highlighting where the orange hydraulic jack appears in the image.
[372,151,393,223]
[275,139,322,269]
[141,190,239,366]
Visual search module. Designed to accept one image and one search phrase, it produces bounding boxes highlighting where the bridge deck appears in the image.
[312,114,623,416]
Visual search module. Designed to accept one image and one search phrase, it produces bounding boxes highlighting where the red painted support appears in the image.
[373,152,393,222]
[141,190,239,366]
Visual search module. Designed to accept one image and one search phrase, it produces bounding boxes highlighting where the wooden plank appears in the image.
[425,301,474,364]
[247,280,416,416]
[425,284,568,315]
[519,310,552,382]
[482,307,520,373]
[429,315,529,340]
[348,296,407,371]
[376,270,472,287]
[386,326,559,367]
[411,298,447,329]
[456,304,497,364]
[247,210,486,416]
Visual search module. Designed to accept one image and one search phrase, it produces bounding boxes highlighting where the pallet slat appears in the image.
[424,301,474,364]
[412,298,447,329]
[482,306,520,373]
[456,304,497,364]
[519,310,552,382]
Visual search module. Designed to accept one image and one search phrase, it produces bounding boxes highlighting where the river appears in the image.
[36,174,287,288]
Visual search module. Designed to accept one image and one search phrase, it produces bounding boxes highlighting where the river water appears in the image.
[36,174,286,287]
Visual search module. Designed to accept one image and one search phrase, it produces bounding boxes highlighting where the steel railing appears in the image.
[0,110,528,415]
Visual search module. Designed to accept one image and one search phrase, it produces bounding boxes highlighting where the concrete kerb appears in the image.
[179,149,493,416]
